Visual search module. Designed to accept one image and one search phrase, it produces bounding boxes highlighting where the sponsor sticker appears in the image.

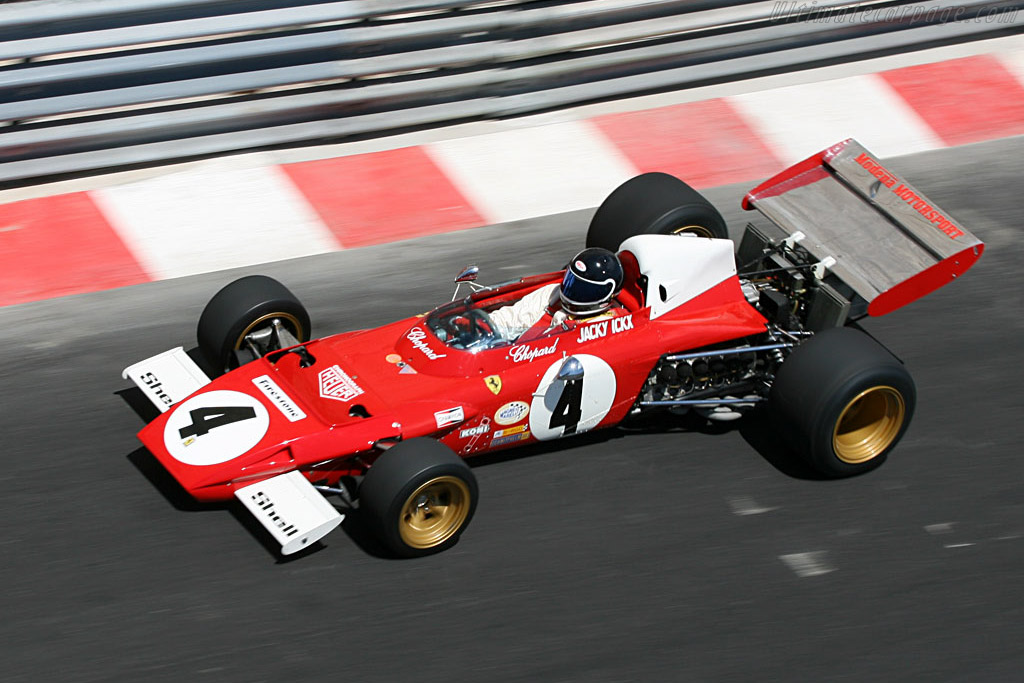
[491,431,531,447]
[434,406,465,429]
[853,151,898,189]
[319,365,364,402]
[853,152,963,239]
[459,424,490,438]
[459,416,492,454]
[246,489,300,539]
[484,375,502,395]
[140,372,174,408]
[509,338,558,363]
[385,353,403,364]
[891,182,964,239]
[492,424,528,438]
[253,375,306,422]
[407,326,447,360]
[494,401,530,425]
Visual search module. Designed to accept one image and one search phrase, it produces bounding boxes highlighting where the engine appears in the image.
[638,346,771,421]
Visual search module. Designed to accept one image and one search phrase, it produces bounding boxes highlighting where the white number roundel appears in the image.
[529,354,616,441]
[164,390,270,466]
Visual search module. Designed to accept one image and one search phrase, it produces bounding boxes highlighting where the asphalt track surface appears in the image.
[1,139,1022,682]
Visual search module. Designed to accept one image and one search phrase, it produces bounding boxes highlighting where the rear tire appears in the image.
[770,327,916,477]
[360,438,478,558]
[197,275,310,374]
[587,172,729,252]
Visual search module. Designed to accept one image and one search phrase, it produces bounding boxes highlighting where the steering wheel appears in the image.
[450,309,498,349]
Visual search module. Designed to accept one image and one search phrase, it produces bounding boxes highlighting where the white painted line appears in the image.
[728,496,777,516]
[92,164,341,280]
[728,73,944,164]
[926,522,980,548]
[996,48,1024,88]
[424,120,638,225]
[779,551,835,577]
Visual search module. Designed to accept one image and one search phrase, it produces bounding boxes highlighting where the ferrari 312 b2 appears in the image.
[122,139,983,558]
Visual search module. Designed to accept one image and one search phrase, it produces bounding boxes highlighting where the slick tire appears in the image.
[770,326,916,478]
[360,438,478,558]
[197,275,310,374]
[586,172,729,252]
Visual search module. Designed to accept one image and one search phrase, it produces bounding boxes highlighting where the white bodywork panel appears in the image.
[619,234,736,319]
[122,347,211,412]
[234,471,344,555]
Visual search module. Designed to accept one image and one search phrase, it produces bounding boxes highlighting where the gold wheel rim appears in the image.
[670,224,715,238]
[399,476,471,549]
[233,312,304,351]
[833,386,906,464]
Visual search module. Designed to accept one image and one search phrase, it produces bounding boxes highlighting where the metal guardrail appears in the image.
[0,0,1020,186]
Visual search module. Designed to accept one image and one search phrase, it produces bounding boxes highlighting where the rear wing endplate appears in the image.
[742,139,983,316]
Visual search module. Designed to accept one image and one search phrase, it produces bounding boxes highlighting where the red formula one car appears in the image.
[123,139,983,558]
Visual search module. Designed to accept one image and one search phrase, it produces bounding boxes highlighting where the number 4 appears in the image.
[179,406,257,439]
[548,378,583,435]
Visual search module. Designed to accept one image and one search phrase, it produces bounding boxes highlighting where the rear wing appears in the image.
[741,139,983,316]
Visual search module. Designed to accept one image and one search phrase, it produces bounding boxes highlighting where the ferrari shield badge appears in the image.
[484,375,502,395]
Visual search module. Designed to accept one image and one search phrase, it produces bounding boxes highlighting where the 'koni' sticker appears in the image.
[530,355,615,440]
[164,390,270,466]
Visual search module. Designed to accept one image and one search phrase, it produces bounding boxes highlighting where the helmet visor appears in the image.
[560,270,616,308]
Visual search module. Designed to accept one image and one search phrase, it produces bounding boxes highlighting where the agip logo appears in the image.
[319,365,364,402]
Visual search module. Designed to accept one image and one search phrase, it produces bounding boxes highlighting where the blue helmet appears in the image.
[559,248,623,316]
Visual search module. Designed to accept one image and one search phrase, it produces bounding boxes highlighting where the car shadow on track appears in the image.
[467,409,826,481]
[736,409,829,480]
[122,405,825,563]
[126,446,227,512]
[125,443,395,561]
[125,443,349,561]
[115,387,162,425]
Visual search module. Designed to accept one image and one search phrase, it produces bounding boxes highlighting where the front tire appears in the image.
[197,275,310,374]
[360,438,478,558]
[770,327,916,477]
[587,172,729,252]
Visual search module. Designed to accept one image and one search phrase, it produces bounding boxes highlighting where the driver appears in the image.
[489,247,625,341]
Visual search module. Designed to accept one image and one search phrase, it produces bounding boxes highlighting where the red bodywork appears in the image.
[138,270,767,502]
